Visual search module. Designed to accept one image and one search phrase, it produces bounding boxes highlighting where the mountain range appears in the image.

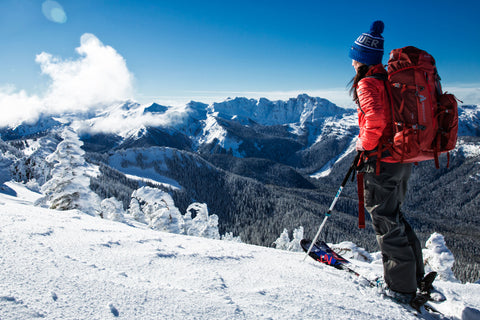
[1,94,479,283]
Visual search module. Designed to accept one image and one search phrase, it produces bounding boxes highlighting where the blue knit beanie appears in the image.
[349,20,385,65]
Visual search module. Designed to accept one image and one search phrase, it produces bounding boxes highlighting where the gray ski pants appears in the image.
[363,161,424,294]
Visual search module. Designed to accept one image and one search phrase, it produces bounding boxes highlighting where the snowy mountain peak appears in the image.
[95,100,141,118]
[0,115,62,140]
[209,94,349,126]
[143,103,168,114]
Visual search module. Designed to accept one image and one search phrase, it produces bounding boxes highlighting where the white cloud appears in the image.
[72,103,193,136]
[0,33,134,127]
[37,33,134,112]
[0,85,43,126]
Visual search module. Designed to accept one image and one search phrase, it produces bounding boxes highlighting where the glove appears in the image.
[356,138,364,151]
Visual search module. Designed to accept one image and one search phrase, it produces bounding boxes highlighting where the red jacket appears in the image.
[356,64,395,162]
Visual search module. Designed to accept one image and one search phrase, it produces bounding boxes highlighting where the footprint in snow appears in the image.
[0,295,45,318]
[31,228,54,237]
[109,303,119,317]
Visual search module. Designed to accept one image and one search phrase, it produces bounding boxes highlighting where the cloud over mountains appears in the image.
[0,33,134,127]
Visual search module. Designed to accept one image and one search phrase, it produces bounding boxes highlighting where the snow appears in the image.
[26,94,354,159]
[273,226,304,252]
[128,186,184,233]
[209,95,347,127]
[423,233,458,282]
[203,114,244,157]
[457,138,480,158]
[199,114,245,158]
[0,181,43,205]
[36,128,101,216]
[21,139,42,156]
[124,173,181,190]
[1,182,480,320]
[108,147,182,190]
[458,105,480,137]
[309,113,358,178]
[311,137,357,179]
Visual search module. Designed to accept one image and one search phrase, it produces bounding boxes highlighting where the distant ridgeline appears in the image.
[1,97,479,283]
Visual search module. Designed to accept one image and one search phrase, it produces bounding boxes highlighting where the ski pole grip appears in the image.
[341,151,361,187]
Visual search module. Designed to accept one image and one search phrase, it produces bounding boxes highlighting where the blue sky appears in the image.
[1,0,479,115]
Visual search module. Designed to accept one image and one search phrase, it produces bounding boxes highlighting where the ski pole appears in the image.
[304,151,361,261]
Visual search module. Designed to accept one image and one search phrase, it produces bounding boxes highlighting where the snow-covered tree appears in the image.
[0,138,23,185]
[273,226,304,252]
[273,228,290,250]
[127,197,146,223]
[128,186,184,234]
[221,232,242,243]
[0,155,13,186]
[127,187,222,239]
[184,203,220,240]
[149,202,184,234]
[36,128,100,215]
[289,226,304,252]
[424,232,458,282]
[100,197,125,222]
[13,155,50,191]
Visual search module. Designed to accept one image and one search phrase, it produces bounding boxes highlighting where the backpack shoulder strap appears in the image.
[364,72,396,174]
[365,73,388,81]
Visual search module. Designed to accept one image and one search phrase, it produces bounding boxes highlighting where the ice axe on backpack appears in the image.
[303,151,362,261]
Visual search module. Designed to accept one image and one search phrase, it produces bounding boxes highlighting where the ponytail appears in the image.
[349,64,370,104]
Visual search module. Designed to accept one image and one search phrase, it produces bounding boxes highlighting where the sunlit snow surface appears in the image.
[1,181,479,319]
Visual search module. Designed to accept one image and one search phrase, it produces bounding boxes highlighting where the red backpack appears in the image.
[384,46,458,167]
[357,47,459,229]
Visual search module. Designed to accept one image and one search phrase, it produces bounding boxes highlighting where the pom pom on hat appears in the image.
[370,20,384,36]
[349,20,385,66]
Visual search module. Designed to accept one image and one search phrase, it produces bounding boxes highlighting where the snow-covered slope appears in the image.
[1,182,479,320]
[458,105,480,136]
[108,147,184,190]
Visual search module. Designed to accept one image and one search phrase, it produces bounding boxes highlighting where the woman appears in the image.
[348,20,426,304]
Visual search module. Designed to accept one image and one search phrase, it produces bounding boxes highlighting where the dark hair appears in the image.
[349,64,370,103]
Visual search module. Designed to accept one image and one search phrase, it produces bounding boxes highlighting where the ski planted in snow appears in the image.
[300,239,447,319]
[300,239,368,279]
